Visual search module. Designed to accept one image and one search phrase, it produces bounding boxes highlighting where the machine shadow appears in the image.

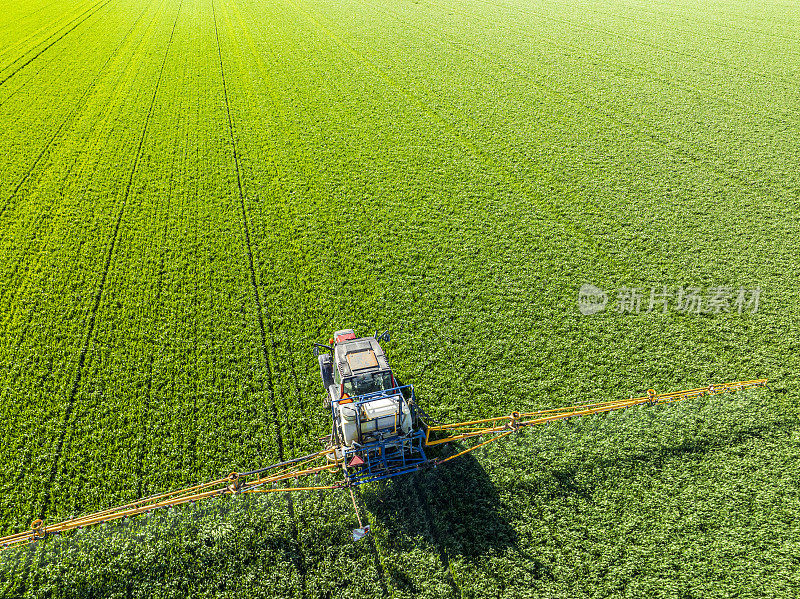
[361,446,517,559]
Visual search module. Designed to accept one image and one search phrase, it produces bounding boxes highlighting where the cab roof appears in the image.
[334,335,390,379]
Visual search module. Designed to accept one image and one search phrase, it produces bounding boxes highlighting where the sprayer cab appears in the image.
[313,329,426,481]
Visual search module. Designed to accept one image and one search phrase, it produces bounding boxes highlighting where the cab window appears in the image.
[342,371,393,397]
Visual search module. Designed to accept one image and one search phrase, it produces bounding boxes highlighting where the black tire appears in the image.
[318,354,334,389]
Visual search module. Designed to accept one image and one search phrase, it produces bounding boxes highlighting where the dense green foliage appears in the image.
[0,0,798,596]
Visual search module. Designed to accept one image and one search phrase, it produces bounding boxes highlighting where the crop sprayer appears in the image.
[0,329,767,549]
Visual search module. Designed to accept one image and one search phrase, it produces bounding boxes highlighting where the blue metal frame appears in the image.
[342,430,429,485]
[330,384,430,484]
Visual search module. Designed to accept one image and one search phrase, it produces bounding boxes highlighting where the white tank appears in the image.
[339,395,411,447]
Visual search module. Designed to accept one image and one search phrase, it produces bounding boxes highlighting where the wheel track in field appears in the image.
[221,0,389,583]
[367,0,800,221]
[0,0,113,89]
[0,0,161,394]
[212,2,309,591]
[226,0,399,475]
[231,1,455,590]
[211,0,283,466]
[36,0,183,523]
[229,0,369,458]
[230,0,349,471]
[226,0,334,456]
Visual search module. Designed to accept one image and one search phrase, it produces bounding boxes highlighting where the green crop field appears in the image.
[1,0,799,596]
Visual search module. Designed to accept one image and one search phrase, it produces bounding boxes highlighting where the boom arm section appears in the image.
[0,449,342,551]
[424,379,768,464]
[0,379,767,551]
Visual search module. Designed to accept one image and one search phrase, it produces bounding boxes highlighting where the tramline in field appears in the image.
[0,329,767,550]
